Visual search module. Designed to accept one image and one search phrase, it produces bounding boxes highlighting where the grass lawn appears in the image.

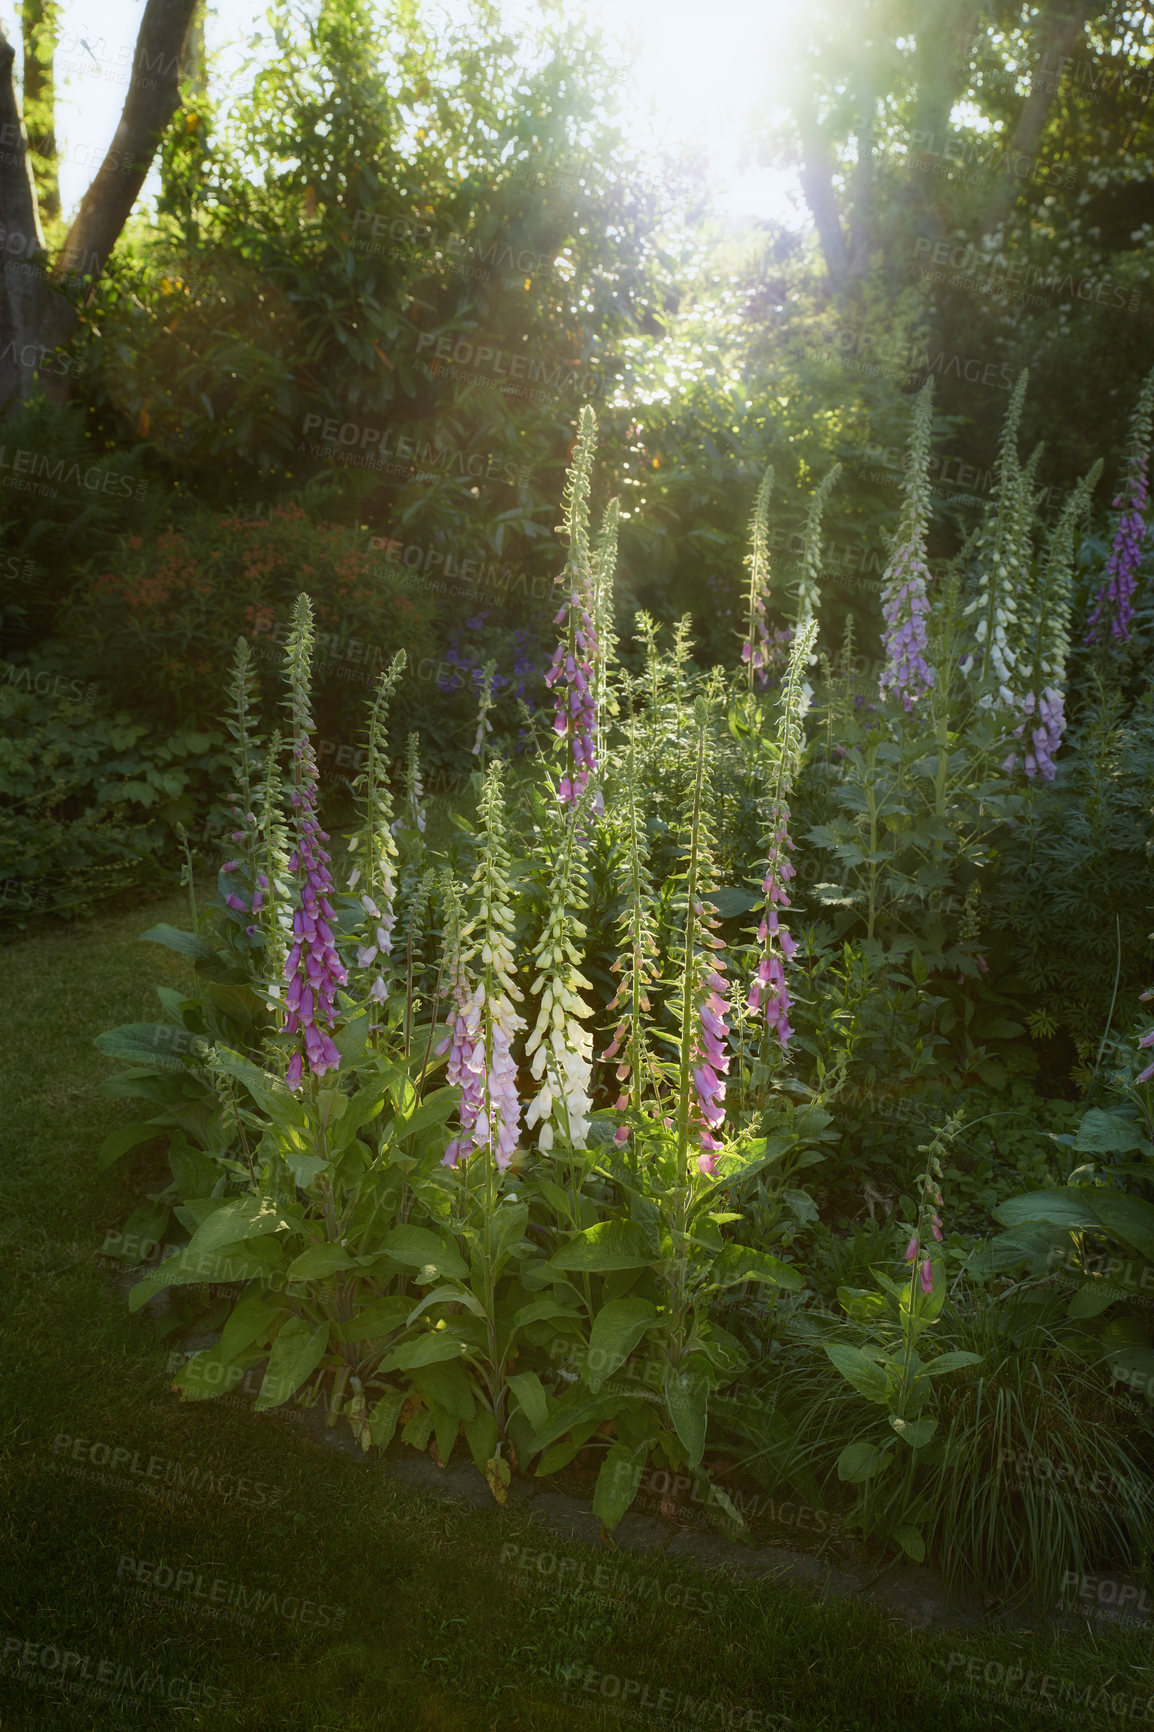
[4,887,1154,1731]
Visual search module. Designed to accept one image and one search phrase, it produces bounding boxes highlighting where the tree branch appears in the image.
[794,90,850,293]
[55,0,200,280]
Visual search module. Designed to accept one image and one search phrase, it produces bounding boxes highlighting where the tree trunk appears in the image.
[21,0,59,222]
[794,89,850,293]
[0,0,200,407]
[980,0,1098,234]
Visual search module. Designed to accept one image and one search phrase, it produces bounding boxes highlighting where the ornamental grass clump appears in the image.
[878,380,935,712]
[1086,364,1154,645]
[437,760,525,1170]
[281,595,347,1088]
[748,617,817,1052]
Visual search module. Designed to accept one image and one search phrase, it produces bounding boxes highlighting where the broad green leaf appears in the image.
[94,1023,197,1071]
[406,1281,486,1324]
[365,1388,404,1450]
[1067,1281,1124,1319]
[380,1332,468,1371]
[890,1413,937,1448]
[587,1298,658,1393]
[993,1190,1100,1232]
[282,1147,329,1189]
[1075,1108,1147,1156]
[663,1361,709,1467]
[894,1524,926,1562]
[382,1225,467,1278]
[341,1295,412,1341]
[513,1297,581,1328]
[390,1086,459,1146]
[837,1440,890,1482]
[187,1194,295,1257]
[210,1049,298,1125]
[286,1243,356,1282]
[489,1199,530,1272]
[507,1370,549,1432]
[97,1122,161,1171]
[592,1440,648,1531]
[529,1384,634,1455]
[254,1317,329,1411]
[1088,1190,1154,1263]
[220,1288,288,1361]
[709,1243,804,1293]
[920,1351,983,1376]
[412,1358,476,1420]
[547,1219,657,1273]
[463,1407,499,1471]
[824,1343,890,1404]
[138,923,218,963]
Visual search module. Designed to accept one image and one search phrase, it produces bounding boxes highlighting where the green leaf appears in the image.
[1067,1282,1121,1319]
[380,1332,469,1371]
[824,1343,890,1404]
[507,1370,549,1432]
[890,1413,937,1448]
[592,1440,648,1531]
[341,1295,412,1341]
[382,1225,467,1278]
[220,1288,288,1361]
[97,1122,160,1170]
[547,1219,657,1273]
[94,1023,197,1071]
[463,1407,499,1471]
[412,1358,476,1420]
[586,1298,658,1393]
[709,1243,804,1292]
[894,1524,926,1563]
[1088,1190,1154,1263]
[286,1243,356,1282]
[1074,1109,1146,1155]
[255,1317,329,1411]
[663,1361,709,1467]
[921,1351,983,1376]
[529,1384,634,1455]
[406,1281,486,1325]
[993,1190,1101,1232]
[837,1440,890,1482]
[138,923,218,963]
[391,1086,459,1145]
[368,1387,406,1450]
[187,1194,295,1257]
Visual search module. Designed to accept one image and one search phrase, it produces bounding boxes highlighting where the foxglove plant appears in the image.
[670,698,734,1176]
[471,658,499,765]
[253,729,293,1000]
[1086,366,1154,645]
[524,795,595,1154]
[436,761,525,1170]
[602,700,665,1145]
[741,463,783,690]
[878,380,936,711]
[282,595,347,1088]
[345,653,405,1007]
[794,462,842,628]
[747,618,818,1054]
[219,638,263,934]
[392,732,427,837]
[545,407,599,808]
[1005,462,1101,781]
[961,370,1030,708]
[591,495,620,774]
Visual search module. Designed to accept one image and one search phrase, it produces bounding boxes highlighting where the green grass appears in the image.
[4,889,1154,1730]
